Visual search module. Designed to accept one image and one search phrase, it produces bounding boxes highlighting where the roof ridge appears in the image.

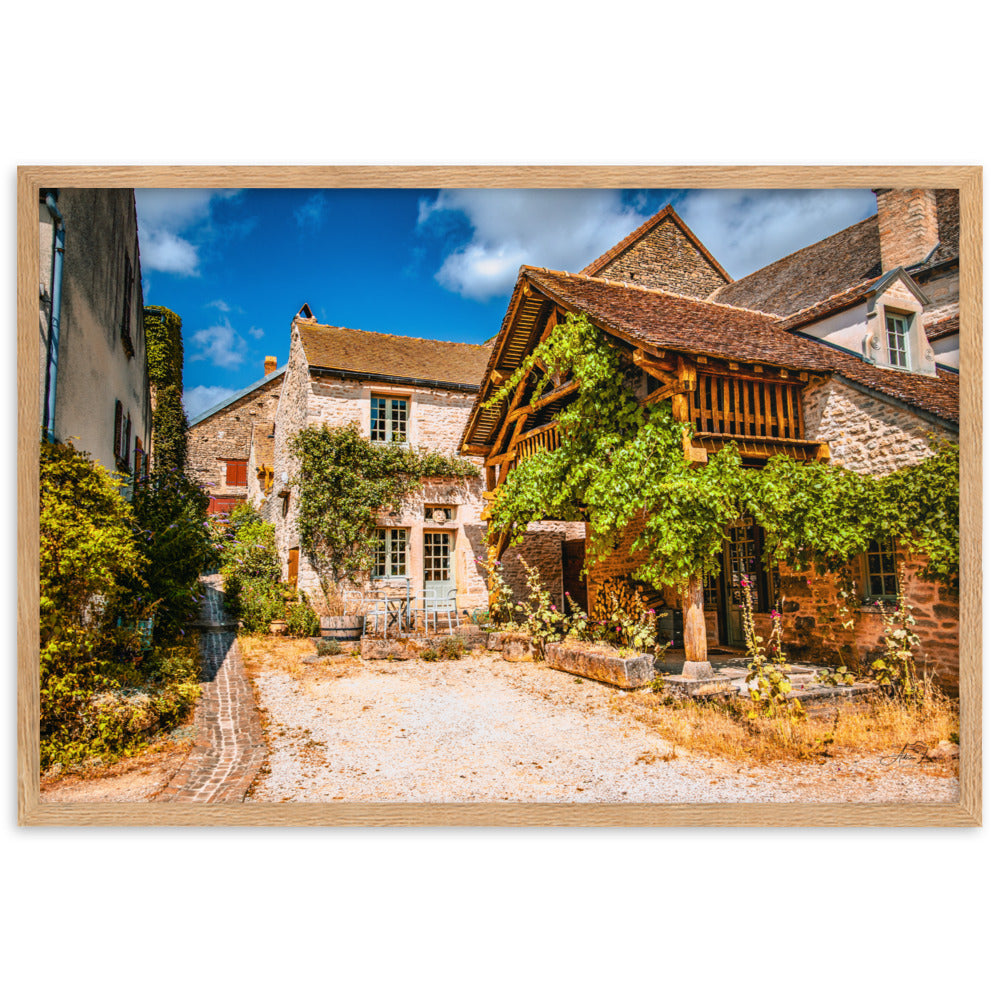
[295,320,491,351]
[782,274,883,325]
[523,265,784,321]
[188,364,287,426]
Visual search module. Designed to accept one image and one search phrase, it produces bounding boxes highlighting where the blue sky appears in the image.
[134,188,877,419]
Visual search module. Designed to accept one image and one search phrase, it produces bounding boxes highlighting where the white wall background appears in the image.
[4,5,995,1000]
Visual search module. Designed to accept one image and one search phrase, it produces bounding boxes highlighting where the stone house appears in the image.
[460,191,960,691]
[38,188,152,486]
[186,357,285,514]
[260,306,582,611]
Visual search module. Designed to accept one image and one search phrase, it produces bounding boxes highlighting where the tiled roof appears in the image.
[296,322,492,388]
[711,216,884,316]
[520,267,958,424]
[580,203,732,282]
[781,276,883,328]
[711,189,960,317]
[925,314,960,342]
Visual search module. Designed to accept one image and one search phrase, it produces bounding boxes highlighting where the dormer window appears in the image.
[885,312,910,369]
[371,395,409,443]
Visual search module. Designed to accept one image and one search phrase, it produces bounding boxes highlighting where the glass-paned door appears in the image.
[423,531,455,600]
[724,518,762,645]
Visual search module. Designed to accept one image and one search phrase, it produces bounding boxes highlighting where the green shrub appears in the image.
[419,646,440,662]
[219,507,285,632]
[237,580,287,634]
[315,639,342,657]
[286,598,320,637]
[436,636,467,660]
[131,465,213,642]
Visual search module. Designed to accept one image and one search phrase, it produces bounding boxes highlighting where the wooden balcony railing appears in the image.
[514,421,560,462]
[690,374,803,441]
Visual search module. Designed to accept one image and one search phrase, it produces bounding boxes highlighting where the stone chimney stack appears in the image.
[264,356,277,376]
[874,188,939,272]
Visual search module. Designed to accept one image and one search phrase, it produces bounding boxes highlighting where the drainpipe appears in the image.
[42,192,65,443]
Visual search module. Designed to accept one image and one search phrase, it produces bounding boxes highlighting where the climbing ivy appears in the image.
[489,314,959,592]
[144,305,188,469]
[290,424,479,607]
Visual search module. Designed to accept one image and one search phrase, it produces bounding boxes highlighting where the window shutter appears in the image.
[124,413,132,468]
[113,401,123,460]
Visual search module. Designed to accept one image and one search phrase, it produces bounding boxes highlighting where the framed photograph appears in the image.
[17,166,981,826]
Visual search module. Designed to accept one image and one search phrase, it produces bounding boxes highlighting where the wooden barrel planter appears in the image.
[320,615,365,641]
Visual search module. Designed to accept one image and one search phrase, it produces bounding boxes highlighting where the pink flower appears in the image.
[806,579,812,586]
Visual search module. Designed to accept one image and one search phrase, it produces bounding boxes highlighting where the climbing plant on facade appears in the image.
[488,313,960,594]
[290,424,478,607]
[144,305,188,469]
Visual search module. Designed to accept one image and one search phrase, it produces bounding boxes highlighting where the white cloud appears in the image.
[189,318,248,370]
[418,188,878,299]
[206,299,232,312]
[183,384,234,418]
[418,190,647,301]
[673,189,877,279]
[295,192,327,229]
[248,325,265,339]
[135,189,239,276]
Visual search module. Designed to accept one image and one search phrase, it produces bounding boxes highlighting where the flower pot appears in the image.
[269,619,288,636]
[320,615,365,641]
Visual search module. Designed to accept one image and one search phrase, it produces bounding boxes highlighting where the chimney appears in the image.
[874,188,939,272]
[264,356,277,376]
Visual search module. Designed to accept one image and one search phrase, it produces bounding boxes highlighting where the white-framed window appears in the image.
[372,528,408,578]
[885,312,910,369]
[370,395,409,443]
[864,538,899,602]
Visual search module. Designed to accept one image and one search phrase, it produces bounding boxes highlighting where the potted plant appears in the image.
[317,593,365,641]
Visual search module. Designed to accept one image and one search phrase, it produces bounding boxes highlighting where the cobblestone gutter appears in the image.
[157,576,266,803]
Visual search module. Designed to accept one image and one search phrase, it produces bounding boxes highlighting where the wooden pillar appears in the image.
[681,574,713,679]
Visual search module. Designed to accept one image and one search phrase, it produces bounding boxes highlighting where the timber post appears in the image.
[681,574,714,679]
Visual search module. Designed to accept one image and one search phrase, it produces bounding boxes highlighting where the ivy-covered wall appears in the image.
[144,305,187,469]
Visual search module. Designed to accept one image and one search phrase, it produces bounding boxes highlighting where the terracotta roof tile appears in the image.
[296,322,492,388]
[521,267,958,424]
[711,189,959,317]
[711,216,884,316]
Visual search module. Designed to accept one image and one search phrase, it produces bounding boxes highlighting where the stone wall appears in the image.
[186,369,284,506]
[802,375,956,476]
[776,553,959,694]
[592,214,729,298]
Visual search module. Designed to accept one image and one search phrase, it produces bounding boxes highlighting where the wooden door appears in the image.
[287,547,299,591]
[562,538,588,613]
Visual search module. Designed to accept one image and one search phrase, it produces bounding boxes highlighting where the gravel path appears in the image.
[243,647,958,804]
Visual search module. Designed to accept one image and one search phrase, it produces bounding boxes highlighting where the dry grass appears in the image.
[620,686,959,765]
[238,635,359,683]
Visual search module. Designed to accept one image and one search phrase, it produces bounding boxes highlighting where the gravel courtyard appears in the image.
[240,641,958,804]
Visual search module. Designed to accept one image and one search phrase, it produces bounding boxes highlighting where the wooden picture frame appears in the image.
[17,165,982,826]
